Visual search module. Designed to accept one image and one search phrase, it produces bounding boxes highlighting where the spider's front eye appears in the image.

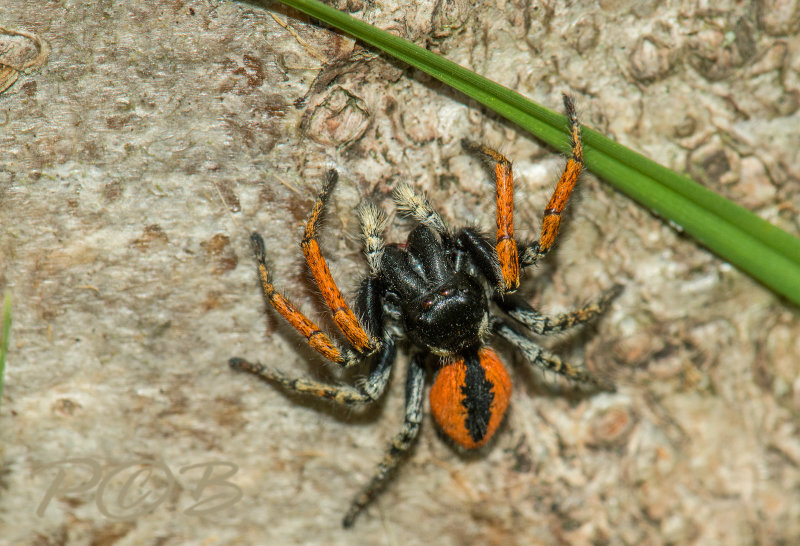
[421,298,434,309]
[438,287,454,297]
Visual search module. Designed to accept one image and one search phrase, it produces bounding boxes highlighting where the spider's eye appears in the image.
[421,298,434,309]
[438,287,454,297]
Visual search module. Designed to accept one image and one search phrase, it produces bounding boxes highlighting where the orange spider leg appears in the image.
[301,170,378,355]
[493,152,520,293]
[462,141,520,293]
[538,94,584,256]
[249,233,350,365]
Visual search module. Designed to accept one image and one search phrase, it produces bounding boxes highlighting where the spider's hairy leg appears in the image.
[342,353,426,528]
[462,139,520,293]
[302,170,380,356]
[521,94,584,269]
[495,323,614,391]
[242,232,360,366]
[497,284,623,335]
[392,183,448,235]
[357,201,388,277]
[229,339,397,406]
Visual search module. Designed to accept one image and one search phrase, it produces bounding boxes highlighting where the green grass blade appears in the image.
[268,0,800,305]
[0,292,11,407]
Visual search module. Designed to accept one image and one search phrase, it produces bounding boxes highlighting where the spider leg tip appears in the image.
[318,169,339,200]
[228,357,245,369]
[599,380,617,394]
[606,283,625,300]
[229,357,258,372]
[461,138,479,151]
[249,232,266,258]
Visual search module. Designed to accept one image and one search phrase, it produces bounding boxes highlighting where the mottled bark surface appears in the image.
[1,1,799,544]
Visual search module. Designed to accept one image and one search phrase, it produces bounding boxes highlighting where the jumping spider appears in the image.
[230,95,621,527]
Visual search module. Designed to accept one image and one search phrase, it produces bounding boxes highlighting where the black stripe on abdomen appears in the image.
[461,351,495,444]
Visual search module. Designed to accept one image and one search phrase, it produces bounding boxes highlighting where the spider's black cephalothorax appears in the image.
[381,225,490,355]
[229,95,622,528]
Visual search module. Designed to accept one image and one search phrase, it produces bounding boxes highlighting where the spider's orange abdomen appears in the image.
[429,347,512,449]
